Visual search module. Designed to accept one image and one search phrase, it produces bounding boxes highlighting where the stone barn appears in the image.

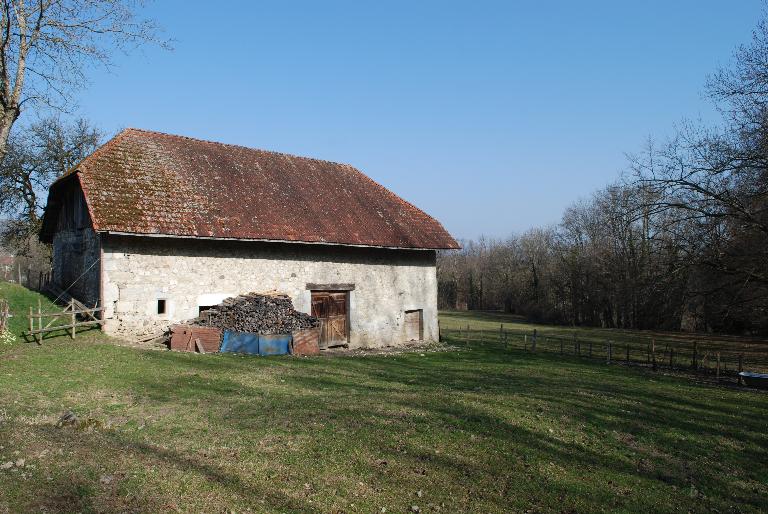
[40,129,459,347]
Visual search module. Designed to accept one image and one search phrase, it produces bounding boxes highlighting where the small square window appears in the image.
[157,299,166,315]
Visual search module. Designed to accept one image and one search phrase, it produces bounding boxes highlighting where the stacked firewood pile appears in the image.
[187,292,318,334]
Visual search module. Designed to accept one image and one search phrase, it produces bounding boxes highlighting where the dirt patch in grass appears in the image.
[321,341,460,357]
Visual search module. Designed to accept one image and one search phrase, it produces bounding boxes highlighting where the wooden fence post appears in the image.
[651,339,657,371]
[0,301,7,334]
[524,334,528,351]
[692,342,698,371]
[532,329,537,352]
[70,299,76,339]
[29,306,36,344]
[37,299,42,342]
[607,341,612,364]
[738,354,743,386]
[716,352,721,382]
[499,324,503,343]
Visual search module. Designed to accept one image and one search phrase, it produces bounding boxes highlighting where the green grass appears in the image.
[0,291,766,512]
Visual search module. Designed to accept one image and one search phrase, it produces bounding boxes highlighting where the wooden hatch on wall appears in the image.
[405,309,423,341]
[311,291,349,349]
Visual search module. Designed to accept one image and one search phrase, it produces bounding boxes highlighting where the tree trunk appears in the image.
[0,106,20,162]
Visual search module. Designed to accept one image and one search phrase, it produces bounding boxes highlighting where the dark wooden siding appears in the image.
[51,181,100,308]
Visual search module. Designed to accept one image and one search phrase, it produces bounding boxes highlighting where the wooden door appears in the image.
[405,309,422,341]
[311,291,348,348]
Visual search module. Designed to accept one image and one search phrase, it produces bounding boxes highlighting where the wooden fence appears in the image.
[447,324,761,385]
[25,299,103,343]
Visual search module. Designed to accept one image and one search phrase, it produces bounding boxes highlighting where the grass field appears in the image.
[1,285,767,512]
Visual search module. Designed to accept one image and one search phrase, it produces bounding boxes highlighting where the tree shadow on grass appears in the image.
[25,423,323,514]
[127,348,768,512]
[15,342,766,512]
[31,471,171,514]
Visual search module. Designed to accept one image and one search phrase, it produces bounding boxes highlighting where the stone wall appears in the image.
[51,227,101,307]
[100,235,439,347]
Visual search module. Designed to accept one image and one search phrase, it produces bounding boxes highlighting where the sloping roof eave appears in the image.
[99,229,459,250]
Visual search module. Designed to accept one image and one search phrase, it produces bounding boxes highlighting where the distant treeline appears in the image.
[437,181,764,335]
[438,17,768,336]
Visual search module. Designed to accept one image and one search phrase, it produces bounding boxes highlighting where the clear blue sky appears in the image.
[70,0,763,240]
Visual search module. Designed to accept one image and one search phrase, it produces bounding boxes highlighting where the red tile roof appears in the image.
[43,129,459,249]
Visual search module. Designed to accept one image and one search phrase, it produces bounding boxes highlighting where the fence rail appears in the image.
[444,324,762,385]
[25,298,103,343]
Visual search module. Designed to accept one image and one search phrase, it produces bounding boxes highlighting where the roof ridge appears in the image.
[123,128,355,170]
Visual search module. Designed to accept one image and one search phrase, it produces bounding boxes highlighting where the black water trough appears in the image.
[739,372,768,389]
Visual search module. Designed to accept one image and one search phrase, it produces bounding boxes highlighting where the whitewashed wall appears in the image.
[100,235,438,347]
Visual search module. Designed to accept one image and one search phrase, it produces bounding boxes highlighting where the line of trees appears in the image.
[439,15,768,335]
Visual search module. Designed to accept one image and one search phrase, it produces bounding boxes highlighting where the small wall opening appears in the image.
[405,309,423,341]
[157,299,167,315]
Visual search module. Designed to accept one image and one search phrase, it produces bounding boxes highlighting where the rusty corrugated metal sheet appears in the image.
[292,327,321,356]
[51,128,459,250]
[169,325,222,353]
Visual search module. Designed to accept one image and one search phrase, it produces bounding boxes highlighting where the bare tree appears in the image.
[0,115,100,253]
[0,0,165,160]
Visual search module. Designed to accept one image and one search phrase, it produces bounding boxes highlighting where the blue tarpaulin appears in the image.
[219,331,291,356]
[220,331,260,354]
[258,334,291,355]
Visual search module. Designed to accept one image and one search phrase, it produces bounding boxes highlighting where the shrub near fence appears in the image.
[448,324,765,385]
